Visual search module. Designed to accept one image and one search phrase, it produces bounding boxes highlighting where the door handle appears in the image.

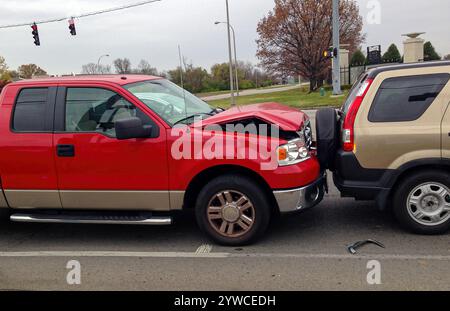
[57,144,75,157]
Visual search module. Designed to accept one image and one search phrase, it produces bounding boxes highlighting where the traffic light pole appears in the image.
[332,0,342,95]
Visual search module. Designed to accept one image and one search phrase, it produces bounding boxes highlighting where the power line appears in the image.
[0,0,162,29]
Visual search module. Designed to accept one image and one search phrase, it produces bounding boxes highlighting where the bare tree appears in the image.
[256,0,365,91]
[81,63,98,75]
[113,58,132,74]
[81,63,111,75]
[0,56,7,74]
[136,60,158,75]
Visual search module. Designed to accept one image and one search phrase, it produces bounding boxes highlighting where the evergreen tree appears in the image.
[350,50,366,66]
[382,44,402,63]
[424,42,441,61]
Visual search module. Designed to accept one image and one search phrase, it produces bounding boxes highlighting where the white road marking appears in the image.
[0,251,449,261]
[195,244,213,254]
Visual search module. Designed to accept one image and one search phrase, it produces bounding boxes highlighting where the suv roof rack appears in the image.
[367,61,450,79]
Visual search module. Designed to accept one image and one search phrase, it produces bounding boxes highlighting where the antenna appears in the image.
[178,45,185,90]
[178,45,188,121]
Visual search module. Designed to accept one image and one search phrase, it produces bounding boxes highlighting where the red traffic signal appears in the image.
[31,23,40,46]
[68,18,76,36]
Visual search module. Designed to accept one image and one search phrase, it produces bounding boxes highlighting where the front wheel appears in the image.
[195,175,271,246]
[393,170,450,234]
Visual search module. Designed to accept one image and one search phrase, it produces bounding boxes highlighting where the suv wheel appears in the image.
[393,170,450,234]
[195,175,271,246]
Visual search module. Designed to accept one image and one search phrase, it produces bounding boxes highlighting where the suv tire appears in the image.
[195,174,271,246]
[393,170,450,235]
[316,108,338,170]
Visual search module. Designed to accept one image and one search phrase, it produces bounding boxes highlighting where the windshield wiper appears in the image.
[173,113,213,126]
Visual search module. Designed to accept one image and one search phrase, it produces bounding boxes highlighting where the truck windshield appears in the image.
[124,79,214,126]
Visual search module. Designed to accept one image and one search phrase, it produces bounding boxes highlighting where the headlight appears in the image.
[277,138,310,166]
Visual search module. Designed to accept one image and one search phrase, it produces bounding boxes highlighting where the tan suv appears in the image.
[316,61,450,234]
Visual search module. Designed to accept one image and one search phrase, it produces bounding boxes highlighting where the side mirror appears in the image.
[115,117,153,140]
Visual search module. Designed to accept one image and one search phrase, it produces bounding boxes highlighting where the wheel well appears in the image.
[183,165,279,214]
[386,164,450,206]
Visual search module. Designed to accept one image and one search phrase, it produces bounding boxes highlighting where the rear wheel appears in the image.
[393,170,450,234]
[195,175,271,246]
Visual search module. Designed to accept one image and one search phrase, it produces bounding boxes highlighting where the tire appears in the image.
[315,108,338,170]
[393,170,450,235]
[195,174,271,246]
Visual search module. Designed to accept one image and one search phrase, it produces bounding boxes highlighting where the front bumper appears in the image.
[273,174,326,213]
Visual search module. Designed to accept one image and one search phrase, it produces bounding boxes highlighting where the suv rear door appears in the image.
[53,84,170,211]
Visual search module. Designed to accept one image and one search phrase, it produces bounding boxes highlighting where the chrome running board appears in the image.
[10,212,172,226]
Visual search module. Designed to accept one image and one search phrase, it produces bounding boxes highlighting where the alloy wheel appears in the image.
[207,190,256,238]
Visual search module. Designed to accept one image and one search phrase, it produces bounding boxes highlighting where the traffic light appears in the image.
[68,18,76,36]
[31,23,40,46]
[323,47,338,59]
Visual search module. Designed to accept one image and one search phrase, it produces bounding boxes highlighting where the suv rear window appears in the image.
[368,73,450,122]
[13,88,48,132]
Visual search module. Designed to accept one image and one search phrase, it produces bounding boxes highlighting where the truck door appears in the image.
[0,86,61,208]
[53,85,170,211]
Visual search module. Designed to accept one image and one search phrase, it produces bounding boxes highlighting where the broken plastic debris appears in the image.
[347,239,385,255]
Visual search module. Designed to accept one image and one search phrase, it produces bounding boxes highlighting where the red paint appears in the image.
[0,76,320,196]
[201,102,308,132]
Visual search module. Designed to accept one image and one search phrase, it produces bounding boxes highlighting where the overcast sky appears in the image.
[0,0,449,75]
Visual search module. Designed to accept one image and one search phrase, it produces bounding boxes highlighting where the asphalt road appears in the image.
[0,110,449,291]
[0,175,449,291]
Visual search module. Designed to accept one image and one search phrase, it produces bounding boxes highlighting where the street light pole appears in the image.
[97,54,110,74]
[225,0,236,106]
[332,0,342,95]
[215,21,239,96]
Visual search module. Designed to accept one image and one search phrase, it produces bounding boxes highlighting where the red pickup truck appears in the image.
[0,75,324,245]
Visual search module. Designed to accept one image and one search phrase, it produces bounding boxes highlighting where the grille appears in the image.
[303,120,313,150]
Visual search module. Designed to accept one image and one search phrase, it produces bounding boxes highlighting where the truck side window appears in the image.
[13,88,48,132]
[65,88,153,137]
[368,74,450,122]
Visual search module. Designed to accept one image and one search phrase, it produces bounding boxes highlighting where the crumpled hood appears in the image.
[198,102,308,131]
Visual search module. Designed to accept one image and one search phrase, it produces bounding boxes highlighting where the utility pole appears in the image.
[332,0,342,95]
[215,21,239,96]
[225,0,236,106]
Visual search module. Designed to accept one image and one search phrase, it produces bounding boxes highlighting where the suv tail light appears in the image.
[342,78,373,152]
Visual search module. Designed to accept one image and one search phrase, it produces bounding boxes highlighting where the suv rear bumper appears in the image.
[273,174,326,213]
[333,150,392,209]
